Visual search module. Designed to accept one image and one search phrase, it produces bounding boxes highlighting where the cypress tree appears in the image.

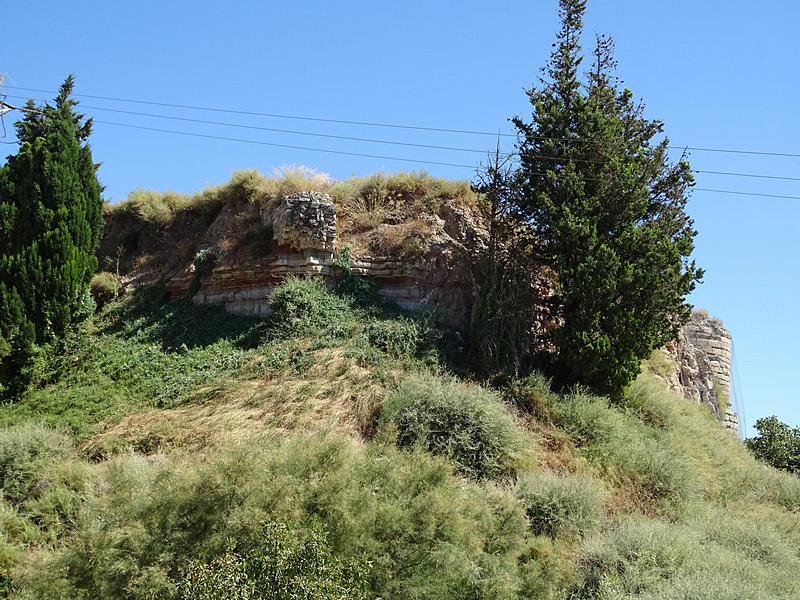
[0,76,103,394]
[512,0,702,398]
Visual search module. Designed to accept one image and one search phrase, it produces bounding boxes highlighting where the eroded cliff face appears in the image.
[157,191,499,331]
[660,312,738,434]
[104,190,737,432]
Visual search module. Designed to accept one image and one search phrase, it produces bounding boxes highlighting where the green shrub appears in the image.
[193,247,219,277]
[269,276,351,338]
[760,467,800,511]
[620,374,678,430]
[12,434,532,600]
[267,276,451,365]
[581,507,800,600]
[699,512,795,568]
[581,517,698,597]
[381,374,527,479]
[0,425,69,506]
[514,471,605,538]
[178,521,374,600]
[550,389,621,447]
[186,247,220,298]
[89,272,119,308]
[362,318,421,358]
[551,389,696,509]
[505,372,557,422]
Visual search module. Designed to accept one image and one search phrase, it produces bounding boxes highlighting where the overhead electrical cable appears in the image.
[93,120,480,169]
[92,120,608,179]
[5,85,800,158]
[3,85,515,138]
[87,120,800,199]
[694,170,800,182]
[7,94,799,183]
[3,94,487,155]
[4,92,800,193]
[693,188,800,200]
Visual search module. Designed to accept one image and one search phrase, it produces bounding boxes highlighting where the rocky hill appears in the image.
[101,169,738,433]
[0,171,796,599]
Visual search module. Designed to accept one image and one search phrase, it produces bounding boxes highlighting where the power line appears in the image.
[3,94,489,155]
[694,170,800,182]
[6,84,800,158]
[694,188,800,200]
[4,85,512,138]
[91,120,800,200]
[683,146,800,159]
[5,93,800,195]
[7,93,800,184]
[92,120,610,180]
[94,120,480,169]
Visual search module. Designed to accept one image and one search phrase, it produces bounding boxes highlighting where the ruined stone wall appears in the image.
[662,312,738,435]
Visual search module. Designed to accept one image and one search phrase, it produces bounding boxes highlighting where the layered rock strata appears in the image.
[165,192,493,332]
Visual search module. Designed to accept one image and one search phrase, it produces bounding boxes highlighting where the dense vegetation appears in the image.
[0,6,796,599]
[0,277,798,599]
[0,77,103,395]
[746,416,800,474]
[477,0,702,398]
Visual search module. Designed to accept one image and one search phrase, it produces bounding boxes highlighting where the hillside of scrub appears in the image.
[1,277,800,599]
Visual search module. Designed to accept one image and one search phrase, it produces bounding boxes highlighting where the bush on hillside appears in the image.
[178,521,374,600]
[505,372,558,423]
[89,272,120,308]
[267,276,453,366]
[381,374,527,480]
[580,518,696,597]
[515,471,605,538]
[550,389,696,510]
[269,276,351,338]
[11,435,533,600]
[0,425,70,506]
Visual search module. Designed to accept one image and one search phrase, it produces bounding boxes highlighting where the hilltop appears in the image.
[0,171,797,599]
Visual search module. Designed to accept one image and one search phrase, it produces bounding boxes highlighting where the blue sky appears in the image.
[2,1,798,436]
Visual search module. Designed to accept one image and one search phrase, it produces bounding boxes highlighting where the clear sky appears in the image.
[2,1,798,436]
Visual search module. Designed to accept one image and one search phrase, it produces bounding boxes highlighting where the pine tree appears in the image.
[0,76,103,395]
[512,0,702,398]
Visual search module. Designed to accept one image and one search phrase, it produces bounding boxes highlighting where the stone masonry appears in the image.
[662,312,738,435]
[271,191,337,252]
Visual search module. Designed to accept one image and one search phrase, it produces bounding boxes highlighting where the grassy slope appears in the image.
[1,281,799,599]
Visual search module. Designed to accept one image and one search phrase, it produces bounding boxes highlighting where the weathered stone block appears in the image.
[272,192,336,252]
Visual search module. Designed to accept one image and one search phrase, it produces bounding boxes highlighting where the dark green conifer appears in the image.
[513,0,702,398]
[0,76,103,394]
